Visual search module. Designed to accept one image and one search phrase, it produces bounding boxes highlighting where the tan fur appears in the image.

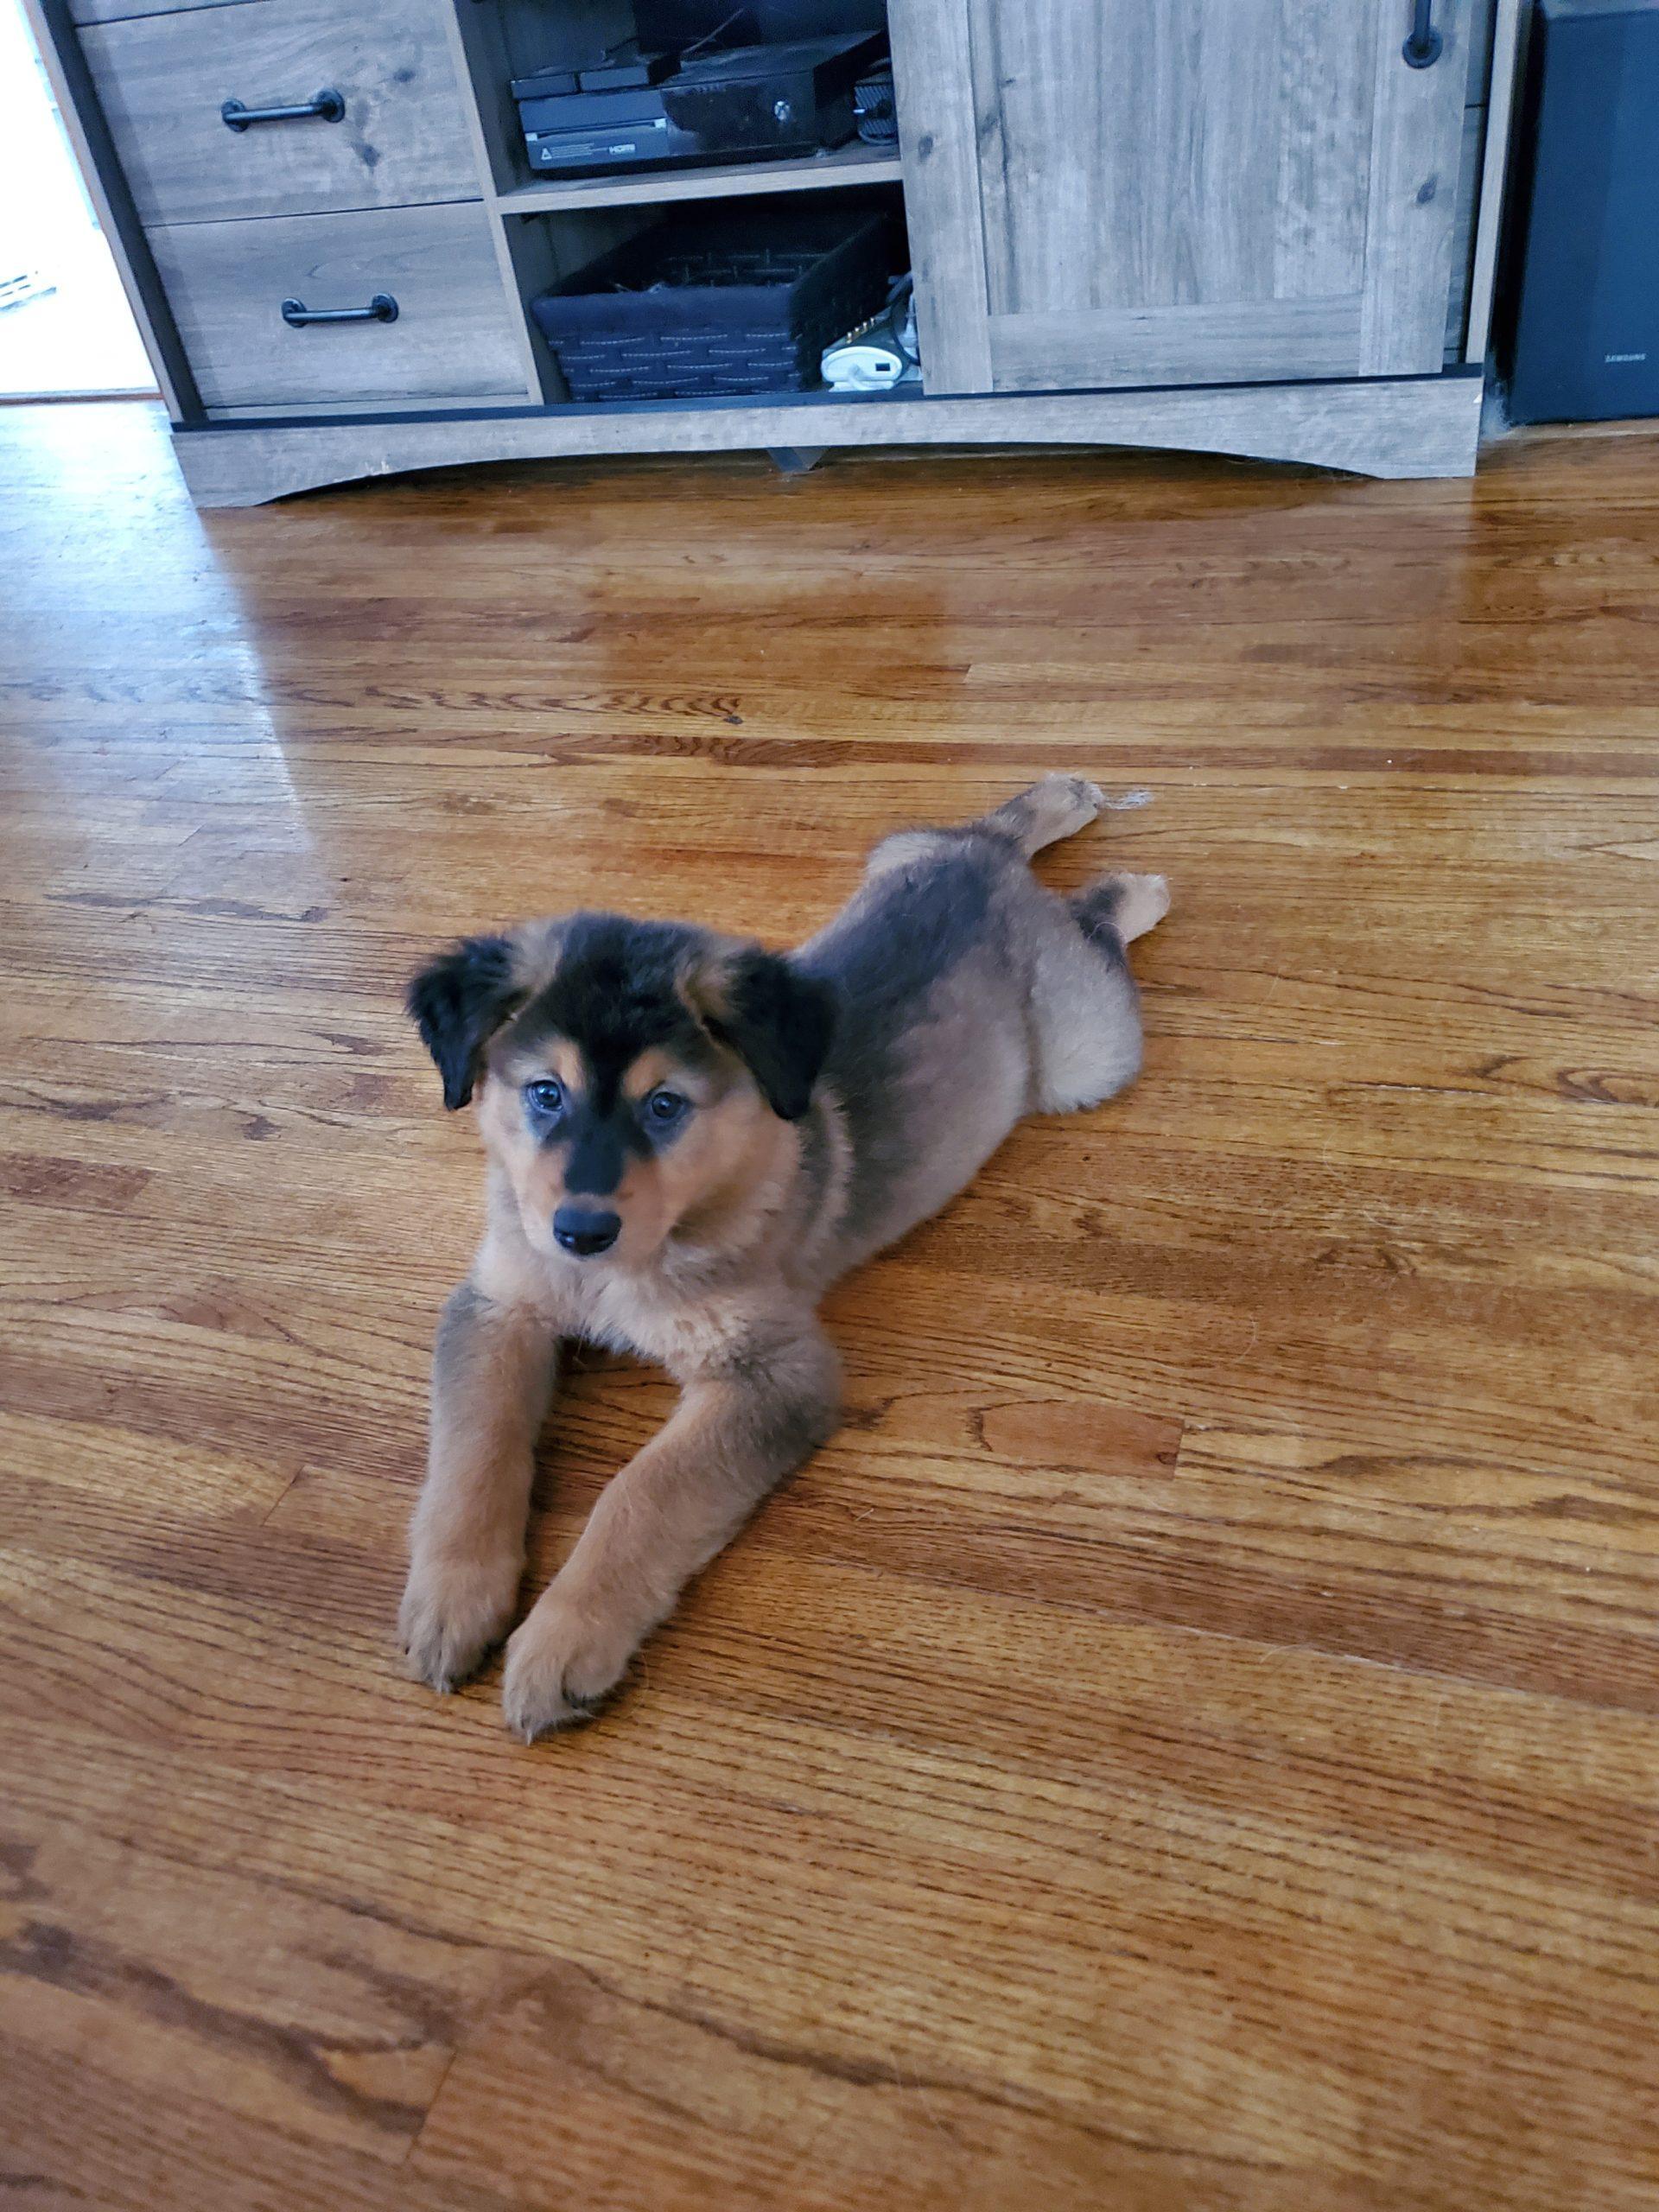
[1096,871,1171,944]
[501,1338,838,1738]
[982,771,1103,855]
[400,776,1167,1738]
[397,1286,557,1693]
[482,1046,790,1275]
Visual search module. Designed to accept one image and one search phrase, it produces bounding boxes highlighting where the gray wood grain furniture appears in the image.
[27,0,1526,505]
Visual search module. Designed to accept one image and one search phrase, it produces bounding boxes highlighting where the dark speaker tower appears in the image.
[1503,0,1659,423]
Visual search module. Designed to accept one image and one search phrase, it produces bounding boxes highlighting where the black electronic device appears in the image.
[525,120,678,171]
[519,87,671,133]
[1503,0,1659,423]
[509,67,579,101]
[515,32,887,178]
[576,47,679,89]
[512,44,676,105]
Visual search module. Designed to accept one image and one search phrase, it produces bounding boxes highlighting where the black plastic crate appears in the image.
[531,202,895,402]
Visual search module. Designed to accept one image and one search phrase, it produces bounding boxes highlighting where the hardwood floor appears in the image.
[3,401,1658,2212]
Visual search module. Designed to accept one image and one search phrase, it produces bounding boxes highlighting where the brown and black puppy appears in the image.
[400,775,1169,1740]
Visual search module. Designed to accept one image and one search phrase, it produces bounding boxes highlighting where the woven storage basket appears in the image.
[531,203,894,403]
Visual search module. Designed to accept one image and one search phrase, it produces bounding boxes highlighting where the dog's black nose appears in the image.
[553,1206,620,1257]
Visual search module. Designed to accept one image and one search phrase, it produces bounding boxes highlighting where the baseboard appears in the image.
[172,372,1488,506]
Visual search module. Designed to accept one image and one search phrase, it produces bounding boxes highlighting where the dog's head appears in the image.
[407,913,836,1268]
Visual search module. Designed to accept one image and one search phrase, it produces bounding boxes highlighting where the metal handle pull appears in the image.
[222,88,346,130]
[281,294,398,327]
[1403,1,1443,66]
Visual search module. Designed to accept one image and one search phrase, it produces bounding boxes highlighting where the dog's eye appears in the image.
[524,1078,564,1116]
[645,1088,689,1127]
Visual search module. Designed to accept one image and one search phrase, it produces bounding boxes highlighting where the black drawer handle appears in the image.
[281,294,398,327]
[222,88,346,130]
[1402,1,1443,66]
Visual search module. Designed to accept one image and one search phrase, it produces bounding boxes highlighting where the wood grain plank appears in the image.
[410,1968,1421,2212]
[887,0,993,393]
[147,203,528,411]
[168,378,1488,505]
[0,2034,518,2212]
[6,1542,1659,2212]
[68,0,250,22]
[1360,0,1476,373]
[898,0,1471,400]
[0,1812,531,2162]
[1464,0,1528,364]
[3,398,1659,2212]
[79,0,479,227]
[987,298,1365,394]
[493,140,904,215]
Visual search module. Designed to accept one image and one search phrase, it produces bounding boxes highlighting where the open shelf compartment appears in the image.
[454,0,897,212]
[501,179,908,407]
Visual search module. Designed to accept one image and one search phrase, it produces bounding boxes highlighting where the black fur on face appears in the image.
[518,915,709,1095]
[477,912,836,1127]
[406,934,523,1110]
[699,943,837,1122]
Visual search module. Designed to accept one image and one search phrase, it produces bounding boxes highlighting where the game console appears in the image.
[514,33,887,177]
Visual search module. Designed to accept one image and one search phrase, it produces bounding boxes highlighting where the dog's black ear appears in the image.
[406,935,522,1109]
[702,947,836,1122]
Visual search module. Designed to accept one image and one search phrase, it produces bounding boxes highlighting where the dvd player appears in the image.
[515,33,887,177]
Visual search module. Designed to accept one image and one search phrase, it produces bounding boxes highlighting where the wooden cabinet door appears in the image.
[892,0,1474,395]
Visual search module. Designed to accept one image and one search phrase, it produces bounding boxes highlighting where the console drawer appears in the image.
[81,0,478,226]
[148,203,528,411]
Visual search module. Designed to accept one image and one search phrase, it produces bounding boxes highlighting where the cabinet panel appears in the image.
[70,0,250,21]
[148,202,528,410]
[893,0,1473,396]
[81,0,479,227]
[991,298,1364,392]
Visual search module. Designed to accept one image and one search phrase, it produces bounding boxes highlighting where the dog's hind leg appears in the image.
[1070,869,1171,947]
[866,775,1116,882]
[973,772,1104,856]
[1026,871,1171,1114]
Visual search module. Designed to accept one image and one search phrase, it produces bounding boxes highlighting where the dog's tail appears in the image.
[972,772,1150,859]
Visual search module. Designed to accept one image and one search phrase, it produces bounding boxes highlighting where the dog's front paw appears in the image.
[398,1551,520,1693]
[500,1585,639,1742]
